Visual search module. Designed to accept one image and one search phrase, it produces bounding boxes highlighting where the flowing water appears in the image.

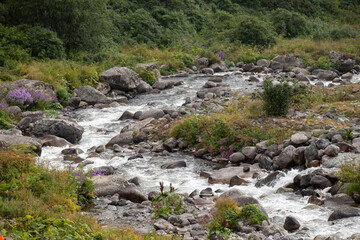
[40,72,360,239]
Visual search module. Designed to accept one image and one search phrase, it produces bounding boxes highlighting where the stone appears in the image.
[119,110,134,120]
[128,154,143,160]
[94,166,115,175]
[133,132,148,143]
[273,145,295,169]
[61,148,84,155]
[229,176,250,187]
[199,187,214,197]
[312,69,338,81]
[138,109,165,120]
[271,55,304,71]
[316,138,331,149]
[136,82,152,93]
[194,148,207,158]
[290,133,308,145]
[324,144,340,157]
[283,216,300,231]
[99,67,143,91]
[68,97,81,108]
[74,86,107,105]
[295,73,310,82]
[304,143,318,167]
[255,171,285,188]
[243,63,254,72]
[323,194,355,209]
[256,59,270,68]
[331,134,343,143]
[168,214,190,227]
[208,166,257,184]
[229,152,246,163]
[33,118,84,144]
[210,62,227,72]
[39,135,71,147]
[242,146,257,160]
[128,177,140,186]
[204,81,217,88]
[342,72,353,80]
[256,141,268,153]
[106,132,133,147]
[153,218,176,232]
[163,137,178,152]
[328,207,360,221]
[121,118,153,133]
[310,175,332,189]
[0,134,42,156]
[92,175,146,203]
[202,68,214,75]
[161,160,186,169]
[195,57,209,69]
[300,174,312,188]
[8,79,56,100]
[293,146,306,165]
[257,154,273,170]
[96,145,106,153]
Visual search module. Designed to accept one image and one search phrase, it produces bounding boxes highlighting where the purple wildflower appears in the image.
[217,51,226,61]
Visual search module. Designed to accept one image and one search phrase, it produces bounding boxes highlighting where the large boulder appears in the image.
[271,55,304,71]
[99,67,142,91]
[328,207,360,221]
[312,69,338,81]
[0,134,42,155]
[32,119,84,144]
[39,135,71,147]
[138,109,165,120]
[73,86,107,105]
[273,145,295,169]
[257,59,270,68]
[7,79,56,100]
[329,50,355,73]
[106,131,133,147]
[210,61,227,73]
[121,118,154,133]
[290,133,308,145]
[195,57,209,69]
[92,175,147,203]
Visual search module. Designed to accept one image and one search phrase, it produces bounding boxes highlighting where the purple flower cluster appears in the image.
[74,169,104,185]
[6,88,34,106]
[3,88,55,110]
[0,101,9,111]
[217,51,226,61]
[221,145,235,159]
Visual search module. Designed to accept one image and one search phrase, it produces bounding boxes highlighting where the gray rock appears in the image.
[194,148,207,158]
[203,81,217,88]
[210,61,227,72]
[74,86,107,105]
[258,154,273,170]
[99,67,142,91]
[324,144,340,157]
[153,218,176,232]
[133,132,148,144]
[128,177,140,186]
[316,138,331,149]
[92,175,146,203]
[121,118,153,133]
[342,72,353,80]
[290,133,308,145]
[256,141,268,153]
[284,216,300,231]
[8,79,56,101]
[39,135,72,147]
[106,132,133,147]
[328,207,360,221]
[195,57,209,69]
[331,134,343,143]
[139,109,165,120]
[163,137,178,152]
[257,59,270,68]
[208,166,257,184]
[273,145,295,169]
[255,171,285,188]
[202,68,214,75]
[94,166,115,175]
[128,154,143,160]
[312,69,338,81]
[61,148,84,155]
[324,193,355,209]
[161,160,186,169]
[295,73,310,82]
[136,82,152,93]
[243,63,254,72]
[168,214,190,227]
[196,86,231,99]
[310,175,332,189]
[119,110,134,120]
[33,119,84,144]
[261,223,288,237]
[199,187,214,197]
[229,176,250,187]
[242,146,257,160]
[304,143,318,167]
[0,134,42,155]
[229,152,246,163]
[68,97,81,108]
[271,55,304,71]
[293,146,306,165]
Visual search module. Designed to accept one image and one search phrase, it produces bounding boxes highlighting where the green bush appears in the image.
[0,109,12,129]
[238,204,267,225]
[230,15,276,47]
[55,87,70,106]
[139,70,158,86]
[271,8,310,38]
[262,79,292,116]
[337,161,360,195]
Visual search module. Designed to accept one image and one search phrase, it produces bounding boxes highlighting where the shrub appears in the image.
[337,161,360,195]
[271,8,310,38]
[0,102,12,129]
[55,87,70,106]
[151,182,185,219]
[311,56,336,70]
[230,15,276,47]
[139,70,158,86]
[5,88,56,111]
[238,204,267,225]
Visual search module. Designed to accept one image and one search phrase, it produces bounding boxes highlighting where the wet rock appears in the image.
[335,142,354,152]
[284,216,300,231]
[300,174,312,188]
[255,171,285,188]
[290,132,308,145]
[273,145,295,169]
[229,176,250,187]
[257,154,273,170]
[229,152,246,163]
[133,132,148,144]
[63,155,84,163]
[161,160,186,169]
[199,187,214,197]
[92,175,146,203]
[313,69,338,81]
[194,148,207,158]
[163,137,178,152]
[39,135,71,147]
[304,143,318,167]
[271,55,304,71]
[128,177,140,186]
[195,57,209,69]
[0,134,42,156]
[324,144,340,157]
[310,175,332,189]
[208,166,257,184]
[328,207,360,221]
[33,118,84,144]
[202,68,214,75]
[96,145,106,153]
[99,67,143,92]
[308,195,324,205]
[261,223,287,236]
[74,86,107,105]
[128,154,143,160]
[323,194,355,209]
[242,146,257,160]
[94,166,115,175]
[68,97,81,108]
[293,146,306,165]
[106,132,133,147]
[139,109,164,120]
[61,147,84,155]
[119,111,134,120]
[197,213,213,225]
[204,81,217,88]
